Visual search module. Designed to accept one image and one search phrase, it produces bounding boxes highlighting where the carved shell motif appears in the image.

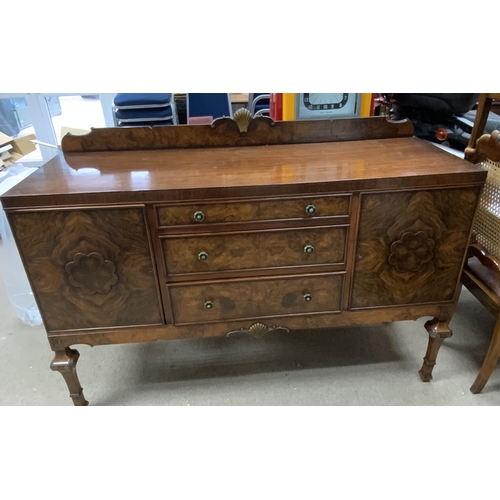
[227,322,290,339]
[233,108,253,133]
[65,252,118,295]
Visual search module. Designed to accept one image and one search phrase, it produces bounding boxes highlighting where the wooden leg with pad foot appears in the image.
[419,318,453,382]
[50,348,89,406]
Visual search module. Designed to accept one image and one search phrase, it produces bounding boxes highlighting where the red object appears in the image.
[270,93,283,121]
[435,128,448,141]
[188,116,213,125]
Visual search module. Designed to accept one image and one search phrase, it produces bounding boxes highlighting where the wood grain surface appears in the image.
[1,138,486,211]
[60,116,414,153]
[169,273,344,324]
[9,207,162,331]
[157,195,350,227]
[162,226,347,276]
[350,188,480,308]
[47,302,455,351]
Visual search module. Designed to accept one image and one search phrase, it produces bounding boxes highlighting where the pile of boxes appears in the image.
[0,132,36,170]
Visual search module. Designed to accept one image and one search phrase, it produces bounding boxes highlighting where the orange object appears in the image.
[435,128,448,141]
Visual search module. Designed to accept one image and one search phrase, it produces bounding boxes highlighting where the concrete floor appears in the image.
[1,239,499,406]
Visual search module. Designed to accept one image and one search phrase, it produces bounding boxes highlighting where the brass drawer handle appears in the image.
[306,204,316,215]
[304,244,314,254]
[198,251,208,261]
[303,293,313,302]
[194,210,205,222]
[204,300,213,310]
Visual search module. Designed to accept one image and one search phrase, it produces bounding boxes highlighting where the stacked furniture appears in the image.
[186,93,232,124]
[248,93,270,117]
[113,93,177,127]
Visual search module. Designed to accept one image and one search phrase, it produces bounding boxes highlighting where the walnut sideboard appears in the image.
[1,115,487,405]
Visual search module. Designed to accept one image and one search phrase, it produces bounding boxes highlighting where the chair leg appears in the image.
[467,94,491,149]
[470,316,500,394]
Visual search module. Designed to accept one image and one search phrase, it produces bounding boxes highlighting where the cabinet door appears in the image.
[10,207,162,331]
[350,188,480,308]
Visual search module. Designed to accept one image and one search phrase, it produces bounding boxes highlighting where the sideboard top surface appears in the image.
[1,137,486,208]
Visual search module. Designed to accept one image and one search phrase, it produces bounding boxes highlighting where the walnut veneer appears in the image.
[1,115,487,405]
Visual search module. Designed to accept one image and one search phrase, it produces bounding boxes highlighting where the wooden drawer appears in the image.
[170,274,343,324]
[162,226,347,276]
[157,195,350,227]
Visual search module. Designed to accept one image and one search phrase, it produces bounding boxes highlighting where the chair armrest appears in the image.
[465,130,500,163]
[467,243,500,280]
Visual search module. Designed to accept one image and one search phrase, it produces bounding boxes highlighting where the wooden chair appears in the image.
[467,94,500,149]
[462,130,500,392]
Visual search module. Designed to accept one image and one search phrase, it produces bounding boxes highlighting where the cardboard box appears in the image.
[0,131,37,169]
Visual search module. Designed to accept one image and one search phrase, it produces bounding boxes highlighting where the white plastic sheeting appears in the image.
[0,165,42,326]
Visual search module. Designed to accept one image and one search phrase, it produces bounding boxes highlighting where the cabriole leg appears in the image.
[50,348,89,406]
[419,318,453,382]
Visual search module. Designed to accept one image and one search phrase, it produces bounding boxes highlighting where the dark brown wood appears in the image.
[156,195,350,228]
[1,137,486,211]
[462,267,500,318]
[50,348,88,406]
[467,94,500,150]
[162,226,347,276]
[8,207,163,331]
[461,265,500,399]
[145,204,173,325]
[0,116,487,404]
[169,273,343,325]
[470,315,500,393]
[342,192,361,311]
[419,318,453,382]
[60,116,415,153]
[47,301,456,349]
[351,188,480,308]
[461,130,500,393]
[467,243,500,280]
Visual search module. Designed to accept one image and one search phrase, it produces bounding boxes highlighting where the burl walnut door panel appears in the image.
[169,274,343,325]
[350,188,480,308]
[162,226,347,276]
[9,207,162,331]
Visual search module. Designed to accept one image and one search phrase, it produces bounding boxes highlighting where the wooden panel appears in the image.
[162,226,347,276]
[350,188,480,308]
[48,302,455,349]
[157,195,350,227]
[9,207,162,331]
[60,116,414,153]
[169,274,344,325]
[1,138,487,210]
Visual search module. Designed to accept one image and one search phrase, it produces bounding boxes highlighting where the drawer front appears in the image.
[157,195,350,227]
[170,274,343,324]
[162,226,347,276]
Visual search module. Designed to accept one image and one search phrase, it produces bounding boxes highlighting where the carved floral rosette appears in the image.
[65,252,118,295]
[389,231,435,273]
